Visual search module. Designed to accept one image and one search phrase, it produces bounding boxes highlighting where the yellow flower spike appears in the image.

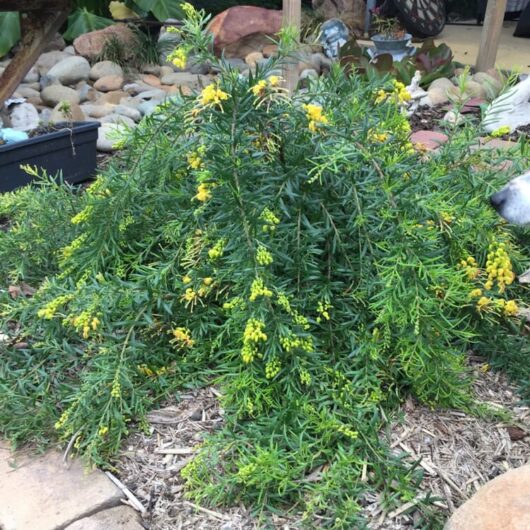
[476,296,491,310]
[504,300,518,316]
[198,83,230,107]
[202,277,213,286]
[268,75,282,87]
[469,288,482,298]
[172,327,195,347]
[251,80,267,97]
[194,183,212,202]
[182,275,192,284]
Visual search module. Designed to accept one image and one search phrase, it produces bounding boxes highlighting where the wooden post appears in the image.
[282,0,301,95]
[476,0,508,72]
[0,1,71,110]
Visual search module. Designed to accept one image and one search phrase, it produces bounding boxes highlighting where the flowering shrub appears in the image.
[1,6,530,527]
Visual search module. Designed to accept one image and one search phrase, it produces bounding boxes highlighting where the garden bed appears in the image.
[113,356,530,529]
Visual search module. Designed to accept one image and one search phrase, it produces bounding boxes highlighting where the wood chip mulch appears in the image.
[113,355,530,530]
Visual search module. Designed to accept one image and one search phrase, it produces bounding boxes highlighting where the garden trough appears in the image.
[0,121,100,193]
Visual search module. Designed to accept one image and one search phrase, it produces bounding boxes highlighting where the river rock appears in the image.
[74,24,137,60]
[36,51,71,76]
[159,66,174,78]
[114,104,142,122]
[94,75,124,92]
[97,91,129,104]
[43,33,66,52]
[160,72,209,89]
[23,67,39,84]
[49,102,86,123]
[429,77,456,92]
[10,103,40,131]
[100,114,136,128]
[137,99,162,116]
[473,72,502,99]
[41,85,80,106]
[136,88,167,100]
[426,86,450,106]
[444,465,530,530]
[141,74,161,87]
[47,56,91,85]
[16,85,41,99]
[97,122,128,152]
[464,80,486,99]
[207,6,283,58]
[90,61,123,81]
[245,52,264,67]
[81,102,116,119]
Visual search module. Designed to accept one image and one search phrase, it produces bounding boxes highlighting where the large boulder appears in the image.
[73,24,137,60]
[312,0,365,32]
[207,6,283,58]
[444,465,530,530]
[47,56,91,86]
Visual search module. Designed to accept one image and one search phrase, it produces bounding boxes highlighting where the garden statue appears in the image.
[319,18,349,58]
[483,76,530,133]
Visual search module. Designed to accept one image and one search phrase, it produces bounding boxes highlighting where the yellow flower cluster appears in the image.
[302,103,329,133]
[265,357,281,379]
[368,130,389,143]
[187,150,204,170]
[260,207,280,232]
[69,311,101,339]
[250,75,283,97]
[168,47,188,70]
[37,294,74,319]
[490,125,511,138]
[476,296,518,317]
[137,364,168,377]
[172,327,195,347]
[316,300,332,323]
[194,183,211,202]
[111,376,121,398]
[60,234,88,262]
[223,296,245,311]
[280,333,314,353]
[198,83,230,107]
[299,367,312,385]
[241,318,267,363]
[71,206,93,225]
[54,408,71,430]
[276,292,292,313]
[256,245,273,266]
[249,277,273,301]
[485,242,515,293]
[182,274,192,284]
[208,239,225,260]
[459,256,480,280]
[98,425,109,437]
[183,288,198,303]
[374,80,411,105]
[337,424,358,440]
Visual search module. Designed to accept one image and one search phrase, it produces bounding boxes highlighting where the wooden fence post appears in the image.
[282,0,301,95]
[476,0,508,72]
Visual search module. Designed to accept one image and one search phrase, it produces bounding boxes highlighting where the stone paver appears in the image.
[64,506,144,530]
[0,441,124,530]
[410,130,449,151]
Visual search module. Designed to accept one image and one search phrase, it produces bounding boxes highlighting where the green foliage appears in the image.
[0,12,20,57]
[62,8,115,42]
[1,8,530,527]
[340,38,455,87]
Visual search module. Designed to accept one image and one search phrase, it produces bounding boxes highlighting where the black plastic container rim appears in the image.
[0,121,100,153]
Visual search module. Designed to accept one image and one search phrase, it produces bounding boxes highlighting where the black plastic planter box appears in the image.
[0,121,100,193]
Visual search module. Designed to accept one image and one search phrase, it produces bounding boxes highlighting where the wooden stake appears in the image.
[282,0,301,95]
[476,0,508,72]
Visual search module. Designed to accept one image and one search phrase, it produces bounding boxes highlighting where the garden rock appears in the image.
[64,45,76,55]
[160,72,209,89]
[137,88,167,101]
[444,465,530,530]
[16,85,40,99]
[141,74,161,87]
[36,50,71,76]
[137,99,162,116]
[123,81,157,95]
[0,443,123,530]
[410,130,449,151]
[64,506,144,530]
[463,80,486,99]
[262,44,279,58]
[114,104,142,122]
[43,32,66,52]
[50,102,86,123]
[94,75,125,92]
[73,24,137,59]
[159,66,174,78]
[97,122,128,152]
[158,18,181,63]
[141,64,161,76]
[188,57,211,75]
[207,6,283,58]
[473,72,502,96]
[81,103,116,119]
[100,114,136,128]
[47,56,91,85]
[245,52,264,67]
[90,61,124,81]
[76,81,93,103]
[41,85,80,107]
[10,103,40,131]
[429,77,456,92]
[40,74,60,90]
[299,68,319,83]
[23,67,39,84]
[483,76,530,133]
[426,86,451,106]
[97,91,128,104]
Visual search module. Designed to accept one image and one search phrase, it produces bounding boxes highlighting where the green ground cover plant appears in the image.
[1,6,530,527]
